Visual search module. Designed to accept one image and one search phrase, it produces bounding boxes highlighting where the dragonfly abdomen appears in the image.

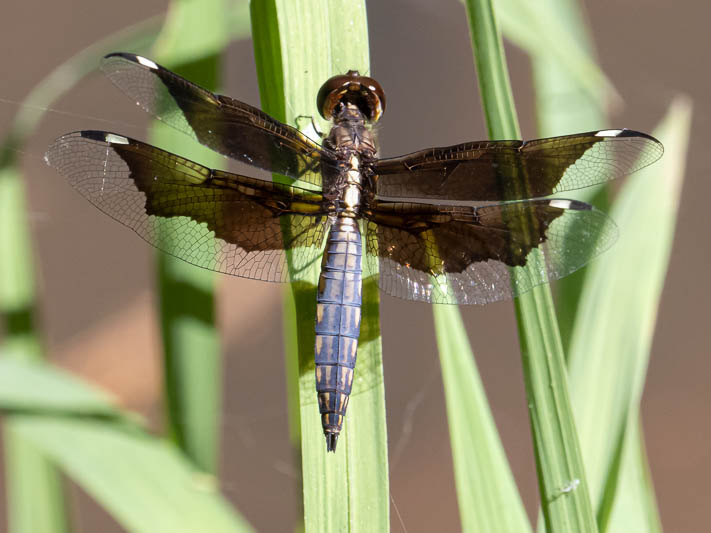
[314,216,363,452]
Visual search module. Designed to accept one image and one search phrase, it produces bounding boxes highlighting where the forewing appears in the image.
[45,131,330,282]
[374,129,663,201]
[101,53,333,186]
[364,198,617,304]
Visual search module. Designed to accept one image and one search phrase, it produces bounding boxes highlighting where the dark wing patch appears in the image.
[373,129,663,201]
[364,199,617,304]
[45,131,330,282]
[101,53,334,187]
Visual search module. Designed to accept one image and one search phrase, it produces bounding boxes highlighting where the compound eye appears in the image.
[316,71,386,122]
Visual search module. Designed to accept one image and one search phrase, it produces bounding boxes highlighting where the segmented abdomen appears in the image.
[314,216,362,452]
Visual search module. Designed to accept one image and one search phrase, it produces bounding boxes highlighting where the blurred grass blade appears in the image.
[0,0,250,466]
[251,1,389,531]
[527,0,608,353]
[523,0,606,529]
[148,0,230,474]
[4,436,68,533]
[153,0,248,63]
[0,14,158,531]
[0,28,60,533]
[528,0,605,137]
[494,0,616,104]
[568,97,690,531]
[606,419,662,533]
[0,2,251,529]
[0,355,253,531]
[0,356,110,532]
[0,357,120,416]
[434,305,532,532]
[0,163,42,361]
[0,9,178,530]
[463,0,597,531]
[6,416,253,533]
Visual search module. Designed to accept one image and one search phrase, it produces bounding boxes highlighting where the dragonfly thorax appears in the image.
[322,104,377,213]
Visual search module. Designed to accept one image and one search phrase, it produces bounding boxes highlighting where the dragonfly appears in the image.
[45,53,663,452]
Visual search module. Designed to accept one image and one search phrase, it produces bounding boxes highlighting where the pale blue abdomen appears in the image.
[314,216,362,451]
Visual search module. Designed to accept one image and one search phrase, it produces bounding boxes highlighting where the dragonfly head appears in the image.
[317,70,386,124]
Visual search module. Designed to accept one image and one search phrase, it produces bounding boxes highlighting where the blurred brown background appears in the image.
[1,0,709,531]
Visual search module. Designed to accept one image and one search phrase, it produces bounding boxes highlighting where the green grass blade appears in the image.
[432,10,531,529]
[0,39,60,533]
[0,15,178,531]
[148,0,231,474]
[0,5,251,530]
[568,98,690,532]
[0,117,60,533]
[5,416,253,533]
[521,1,605,530]
[434,306,532,532]
[0,0,179,364]
[431,3,536,511]
[0,357,120,415]
[0,355,253,531]
[153,0,248,63]
[3,435,68,533]
[251,2,388,530]
[606,419,662,533]
[0,0,250,461]
[0,163,42,361]
[494,0,616,103]
[527,0,605,137]
[520,1,670,530]
[513,287,596,532]
[463,1,597,531]
[526,0,608,354]
[465,0,520,139]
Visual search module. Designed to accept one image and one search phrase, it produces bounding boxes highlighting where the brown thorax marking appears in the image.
[322,102,377,216]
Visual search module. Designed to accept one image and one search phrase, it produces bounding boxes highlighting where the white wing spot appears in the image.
[549,199,572,209]
[136,56,159,70]
[595,129,623,137]
[105,134,129,145]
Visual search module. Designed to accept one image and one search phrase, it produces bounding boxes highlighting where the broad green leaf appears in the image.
[6,417,253,533]
[251,1,388,531]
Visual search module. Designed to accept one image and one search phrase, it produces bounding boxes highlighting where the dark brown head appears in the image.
[316,70,386,123]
